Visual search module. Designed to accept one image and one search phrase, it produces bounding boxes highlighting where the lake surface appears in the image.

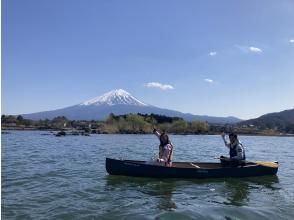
[2,131,294,219]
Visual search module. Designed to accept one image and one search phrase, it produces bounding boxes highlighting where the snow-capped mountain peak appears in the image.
[80,89,148,106]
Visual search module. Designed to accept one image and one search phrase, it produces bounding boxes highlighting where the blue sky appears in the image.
[2,0,294,119]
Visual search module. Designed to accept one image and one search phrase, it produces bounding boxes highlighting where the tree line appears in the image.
[105,113,209,134]
[2,113,293,135]
[1,114,210,134]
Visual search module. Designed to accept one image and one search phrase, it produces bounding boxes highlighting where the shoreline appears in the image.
[2,127,294,137]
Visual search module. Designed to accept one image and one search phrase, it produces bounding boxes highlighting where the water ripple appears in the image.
[2,131,294,219]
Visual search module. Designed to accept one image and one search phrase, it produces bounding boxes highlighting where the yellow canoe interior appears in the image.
[254,161,279,168]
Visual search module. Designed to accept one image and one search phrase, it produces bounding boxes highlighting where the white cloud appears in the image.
[235,45,263,53]
[144,82,174,90]
[204,78,214,83]
[209,51,217,56]
[290,39,294,43]
[249,46,263,53]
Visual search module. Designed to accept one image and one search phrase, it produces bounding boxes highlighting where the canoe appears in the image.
[105,158,278,178]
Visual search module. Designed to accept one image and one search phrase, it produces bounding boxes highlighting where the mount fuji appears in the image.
[80,89,148,107]
[22,89,242,124]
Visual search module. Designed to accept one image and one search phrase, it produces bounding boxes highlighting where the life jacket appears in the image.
[229,145,237,158]
[159,143,173,162]
[229,143,245,160]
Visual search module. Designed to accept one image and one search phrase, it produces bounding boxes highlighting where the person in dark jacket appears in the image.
[220,132,246,166]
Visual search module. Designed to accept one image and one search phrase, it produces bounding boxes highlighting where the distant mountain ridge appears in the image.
[22,89,242,124]
[239,108,294,130]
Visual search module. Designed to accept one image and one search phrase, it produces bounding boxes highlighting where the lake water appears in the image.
[2,131,294,219]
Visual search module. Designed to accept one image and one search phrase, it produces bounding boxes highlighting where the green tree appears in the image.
[117,117,127,132]
[51,116,69,129]
[22,119,33,126]
[16,115,24,125]
[158,123,171,133]
[106,113,116,124]
[16,115,24,121]
[1,115,7,123]
[170,120,188,133]
[4,115,17,124]
[285,124,294,134]
[126,114,149,132]
[190,121,209,133]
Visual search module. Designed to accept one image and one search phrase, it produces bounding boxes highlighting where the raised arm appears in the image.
[221,133,230,148]
[153,129,161,139]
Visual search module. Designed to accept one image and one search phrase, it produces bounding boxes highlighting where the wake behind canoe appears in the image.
[105,158,278,178]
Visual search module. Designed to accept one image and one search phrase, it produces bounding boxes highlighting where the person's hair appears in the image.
[229,133,237,139]
[160,133,169,146]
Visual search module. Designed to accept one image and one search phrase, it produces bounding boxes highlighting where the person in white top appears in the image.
[153,129,173,166]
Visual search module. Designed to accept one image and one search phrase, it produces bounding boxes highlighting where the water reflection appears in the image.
[105,175,279,210]
[105,176,177,211]
[224,179,250,206]
[224,175,279,206]
[247,175,279,190]
[141,179,177,211]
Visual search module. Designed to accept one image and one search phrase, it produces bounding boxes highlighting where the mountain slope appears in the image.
[239,108,294,129]
[22,89,242,124]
